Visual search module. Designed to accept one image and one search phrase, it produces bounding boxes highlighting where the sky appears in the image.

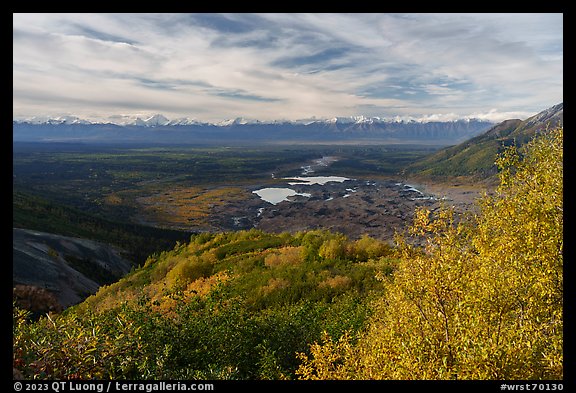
[13,13,563,123]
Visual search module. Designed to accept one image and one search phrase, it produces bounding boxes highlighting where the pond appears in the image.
[253,176,352,205]
[252,188,312,205]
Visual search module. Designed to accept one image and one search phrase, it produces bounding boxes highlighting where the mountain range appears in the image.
[13,115,494,145]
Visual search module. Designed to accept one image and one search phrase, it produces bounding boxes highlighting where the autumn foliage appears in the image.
[297,127,563,380]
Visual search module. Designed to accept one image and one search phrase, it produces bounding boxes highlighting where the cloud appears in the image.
[13,13,562,122]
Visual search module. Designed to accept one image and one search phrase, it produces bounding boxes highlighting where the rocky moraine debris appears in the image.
[210,177,446,242]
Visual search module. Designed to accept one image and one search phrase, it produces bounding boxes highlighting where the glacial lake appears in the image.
[253,176,352,205]
[252,188,312,205]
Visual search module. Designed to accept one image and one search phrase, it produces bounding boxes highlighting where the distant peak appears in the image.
[143,114,170,127]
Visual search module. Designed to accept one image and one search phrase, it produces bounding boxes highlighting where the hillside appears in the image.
[13,190,192,265]
[404,103,563,178]
[13,191,194,311]
[15,229,393,379]
[13,228,132,309]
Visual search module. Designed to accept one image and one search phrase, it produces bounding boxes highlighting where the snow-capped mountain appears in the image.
[15,104,564,146]
[135,114,170,127]
[13,118,494,146]
[167,118,203,126]
[14,114,491,128]
[519,103,563,130]
[132,118,148,127]
[217,117,263,126]
[20,115,94,125]
[324,116,387,125]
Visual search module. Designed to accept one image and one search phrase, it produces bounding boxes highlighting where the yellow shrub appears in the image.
[318,275,352,290]
[165,255,213,289]
[264,247,303,267]
[261,277,290,295]
[185,271,232,298]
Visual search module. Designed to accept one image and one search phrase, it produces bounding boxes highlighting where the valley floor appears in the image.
[134,175,492,242]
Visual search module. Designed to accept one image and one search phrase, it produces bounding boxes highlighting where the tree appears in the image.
[297,127,563,380]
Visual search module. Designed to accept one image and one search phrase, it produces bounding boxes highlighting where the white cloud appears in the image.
[13,13,562,122]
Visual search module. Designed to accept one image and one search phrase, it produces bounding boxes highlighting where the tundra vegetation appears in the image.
[13,127,562,380]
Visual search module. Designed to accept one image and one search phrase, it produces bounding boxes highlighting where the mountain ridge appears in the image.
[14,114,495,127]
[13,116,494,145]
[404,103,563,179]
